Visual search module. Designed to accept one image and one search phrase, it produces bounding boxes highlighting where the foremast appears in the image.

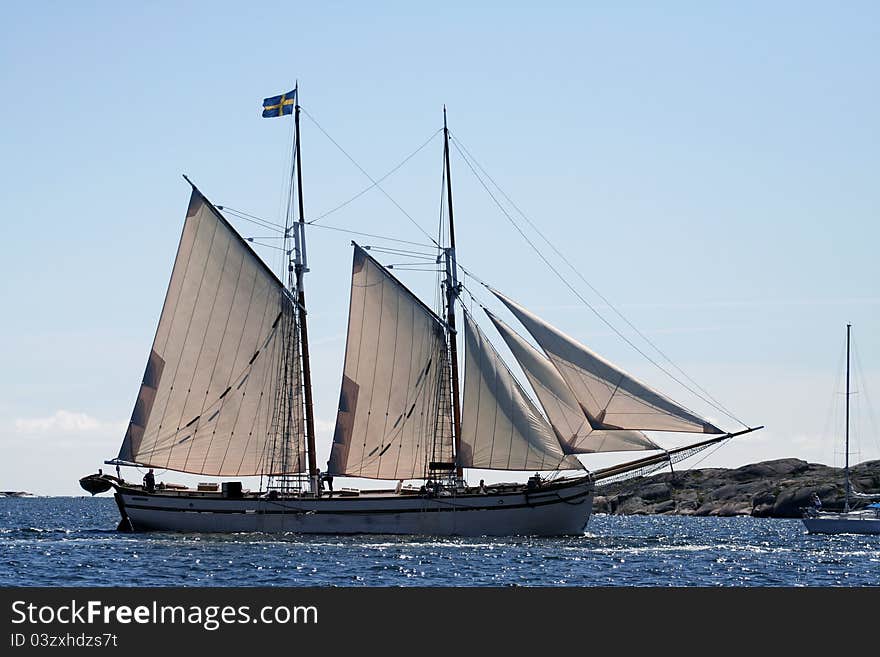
[442,107,464,480]
[289,84,319,494]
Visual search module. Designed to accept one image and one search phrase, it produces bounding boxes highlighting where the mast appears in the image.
[844,322,851,512]
[443,107,464,480]
[293,85,319,494]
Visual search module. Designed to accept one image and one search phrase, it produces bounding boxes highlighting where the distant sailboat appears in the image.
[802,324,880,535]
[79,87,760,535]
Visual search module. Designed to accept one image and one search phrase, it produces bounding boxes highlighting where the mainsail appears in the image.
[492,290,723,434]
[117,188,306,476]
[484,310,659,454]
[329,245,454,480]
[459,312,583,471]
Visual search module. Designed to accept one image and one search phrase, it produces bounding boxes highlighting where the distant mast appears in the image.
[442,107,464,479]
[844,322,851,512]
[292,85,319,494]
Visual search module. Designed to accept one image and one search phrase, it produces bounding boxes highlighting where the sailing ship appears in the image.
[79,87,760,535]
[802,324,880,535]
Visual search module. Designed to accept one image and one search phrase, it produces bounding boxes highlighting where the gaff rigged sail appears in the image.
[328,245,454,480]
[118,188,306,476]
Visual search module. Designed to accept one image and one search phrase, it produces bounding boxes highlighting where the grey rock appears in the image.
[751,491,776,508]
[593,458,880,518]
[592,495,614,514]
[694,502,717,516]
[713,501,753,517]
[639,483,671,502]
[617,495,649,515]
[708,481,767,501]
[653,500,677,514]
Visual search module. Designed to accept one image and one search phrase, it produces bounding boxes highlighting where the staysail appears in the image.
[492,290,722,434]
[329,245,454,480]
[117,187,306,476]
[485,310,659,454]
[459,311,583,471]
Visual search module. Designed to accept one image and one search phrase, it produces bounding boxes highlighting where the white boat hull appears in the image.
[113,479,593,537]
[802,511,880,535]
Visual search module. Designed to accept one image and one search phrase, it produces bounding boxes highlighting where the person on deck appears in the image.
[143,469,155,493]
[322,469,334,498]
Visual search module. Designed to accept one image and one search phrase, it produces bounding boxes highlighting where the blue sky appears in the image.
[2,2,878,495]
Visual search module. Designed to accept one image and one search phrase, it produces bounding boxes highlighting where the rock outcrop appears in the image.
[592,458,880,518]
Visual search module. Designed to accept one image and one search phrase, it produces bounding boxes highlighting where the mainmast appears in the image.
[291,85,319,494]
[844,322,851,512]
[442,107,464,480]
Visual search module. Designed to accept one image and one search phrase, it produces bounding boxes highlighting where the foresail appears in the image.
[328,245,454,480]
[492,290,723,434]
[460,312,583,471]
[117,188,306,476]
[485,310,659,454]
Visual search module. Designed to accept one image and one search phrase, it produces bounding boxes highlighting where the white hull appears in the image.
[802,511,880,535]
[113,478,593,537]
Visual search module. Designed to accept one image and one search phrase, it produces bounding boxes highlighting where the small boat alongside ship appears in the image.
[80,86,760,535]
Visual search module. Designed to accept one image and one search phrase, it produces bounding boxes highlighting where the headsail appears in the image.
[485,310,659,453]
[460,312,583,471]
[328,245,454,480]
[117,187,306,476]
[492,290,723,434]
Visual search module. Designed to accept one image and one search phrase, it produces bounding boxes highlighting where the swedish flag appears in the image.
[262,89,296,118]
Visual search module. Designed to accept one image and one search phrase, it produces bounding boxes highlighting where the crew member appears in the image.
[143,469,156,493]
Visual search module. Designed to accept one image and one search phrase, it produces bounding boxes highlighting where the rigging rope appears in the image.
[594,438,731,486]
[364,245,438,260]
[309,222,435,248]
[448,134,745,427]
[220,206,436,249]
[852,338,880,457]
[245,239,286,252]
[449,134,748,429]
[820,338,847,467]
[383,262,442,271]
[217,206,287,231]
[307,128,443,226]
[300,107,441,249]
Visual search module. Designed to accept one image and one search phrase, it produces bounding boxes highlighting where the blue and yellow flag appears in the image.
[262,89,296,118]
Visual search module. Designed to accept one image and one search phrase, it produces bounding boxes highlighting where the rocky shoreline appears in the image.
[593,458,880,518]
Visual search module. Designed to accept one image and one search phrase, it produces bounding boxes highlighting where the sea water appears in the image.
[2,497,877,586]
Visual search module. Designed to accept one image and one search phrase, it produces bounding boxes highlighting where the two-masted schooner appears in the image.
[80,87,760,535]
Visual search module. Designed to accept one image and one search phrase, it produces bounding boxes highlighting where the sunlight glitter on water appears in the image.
[2,498,879,586]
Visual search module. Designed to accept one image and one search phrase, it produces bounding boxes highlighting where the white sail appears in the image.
[485,310,659,454]
[460,312,583,471]
[329,245,454,480]
[117,188,306,476]
[492,290,722,434]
